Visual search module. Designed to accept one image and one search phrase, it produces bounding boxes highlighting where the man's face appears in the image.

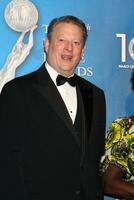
[44,22,84,77]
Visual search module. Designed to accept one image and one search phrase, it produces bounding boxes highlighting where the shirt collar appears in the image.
[45,62,58,85]
[45,62,74,86]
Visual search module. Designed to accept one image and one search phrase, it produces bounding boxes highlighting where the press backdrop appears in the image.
[1,1,134,200]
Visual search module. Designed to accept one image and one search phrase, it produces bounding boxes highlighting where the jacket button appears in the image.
[76,190,80,195]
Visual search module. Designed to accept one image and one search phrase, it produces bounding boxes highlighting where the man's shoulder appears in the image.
[0,66,40,95]
[75,74,104,93]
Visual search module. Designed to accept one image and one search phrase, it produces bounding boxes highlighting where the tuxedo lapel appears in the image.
[76,75,93,140]
[76,75,104,160]
[76,75,94,166]
[32,64,80,146]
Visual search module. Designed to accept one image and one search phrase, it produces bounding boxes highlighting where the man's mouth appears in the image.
[61,55,73,60]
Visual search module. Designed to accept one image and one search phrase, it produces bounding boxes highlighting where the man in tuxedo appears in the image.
[0,15,106,200]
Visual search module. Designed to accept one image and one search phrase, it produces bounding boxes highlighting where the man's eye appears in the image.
[59,39,64,42]
[74,41,80,45]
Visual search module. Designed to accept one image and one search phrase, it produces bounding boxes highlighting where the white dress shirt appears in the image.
[45,62,77,124]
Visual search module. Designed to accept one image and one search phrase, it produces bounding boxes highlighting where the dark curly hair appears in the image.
[130,69,134,91]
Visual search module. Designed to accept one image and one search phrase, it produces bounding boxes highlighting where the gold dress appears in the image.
[99,117,134,200]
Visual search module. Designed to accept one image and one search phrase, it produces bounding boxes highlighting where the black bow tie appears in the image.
[56,74,76,87]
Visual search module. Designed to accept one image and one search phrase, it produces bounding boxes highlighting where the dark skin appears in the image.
[102,163,134,199]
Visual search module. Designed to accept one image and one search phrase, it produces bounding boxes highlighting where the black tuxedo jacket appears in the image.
[0,63,106,200]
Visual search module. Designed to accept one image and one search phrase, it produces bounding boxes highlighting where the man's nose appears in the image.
[65,41,73,51]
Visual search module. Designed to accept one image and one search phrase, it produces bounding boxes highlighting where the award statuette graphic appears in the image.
[0,0,38,93]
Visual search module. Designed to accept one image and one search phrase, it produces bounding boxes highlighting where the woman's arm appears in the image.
[102,164,134,199]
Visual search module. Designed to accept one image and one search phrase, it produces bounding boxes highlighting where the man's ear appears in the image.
[81,47,85,60]
[43,38,49,53]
